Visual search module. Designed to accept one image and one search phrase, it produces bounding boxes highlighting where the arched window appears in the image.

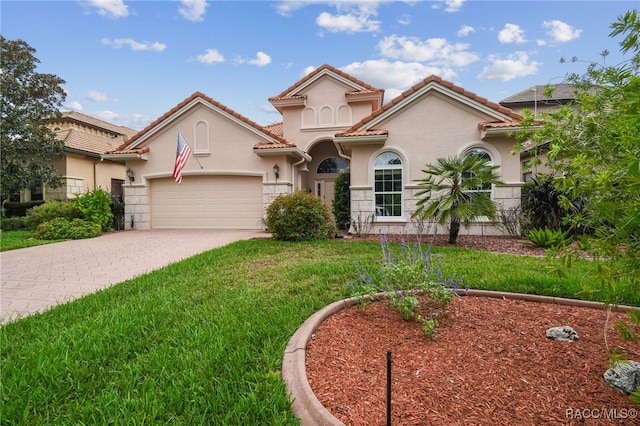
[374,152,402,217]
[463,148,493,197]
[317,157,347,174]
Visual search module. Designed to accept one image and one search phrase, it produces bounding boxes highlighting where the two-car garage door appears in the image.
[150,176,264,229]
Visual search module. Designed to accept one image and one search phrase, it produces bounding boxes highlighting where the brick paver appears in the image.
[0,229,265,324]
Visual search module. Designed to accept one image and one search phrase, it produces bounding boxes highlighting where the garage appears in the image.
[150,175,264,229]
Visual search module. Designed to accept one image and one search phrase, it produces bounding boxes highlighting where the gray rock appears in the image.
[604,360,640,395]
[546,326,579,342]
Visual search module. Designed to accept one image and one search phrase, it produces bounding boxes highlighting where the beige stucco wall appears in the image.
[123,102,288,229]
[348,91,524,235]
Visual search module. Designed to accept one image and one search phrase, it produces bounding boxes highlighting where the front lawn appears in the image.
[0,230,64,251]
[1,239,637,424]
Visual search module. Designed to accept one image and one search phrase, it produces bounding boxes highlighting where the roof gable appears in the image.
[112,92,294,153]
[268,64,384,111]
[337,75,522,137]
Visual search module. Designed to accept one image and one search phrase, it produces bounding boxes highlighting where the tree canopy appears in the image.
[518,10,640,297]
[1,36,67,199]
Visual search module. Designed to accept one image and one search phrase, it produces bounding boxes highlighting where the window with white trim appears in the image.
[462,148,493,198]
[374,152,402,217]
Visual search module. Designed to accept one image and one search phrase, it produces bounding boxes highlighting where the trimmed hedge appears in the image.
[34,218,102,240]
[1,216,27,231]
[3,201,45,218]
[266,191,337,241]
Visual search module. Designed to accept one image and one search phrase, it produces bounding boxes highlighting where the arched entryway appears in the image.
[305,140,348,209]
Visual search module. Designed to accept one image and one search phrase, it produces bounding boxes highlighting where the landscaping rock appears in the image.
[603,360,640,395]
[546,326,579,342]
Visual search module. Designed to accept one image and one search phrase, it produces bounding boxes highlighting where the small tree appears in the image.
[413,154,503,244]
[332,171,351,231]
[0,37,67,199]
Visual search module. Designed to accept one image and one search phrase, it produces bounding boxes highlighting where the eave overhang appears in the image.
[333,133,388,157]
[253,146,311,162]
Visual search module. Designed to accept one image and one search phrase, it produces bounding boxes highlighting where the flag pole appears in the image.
[177,127,204,169]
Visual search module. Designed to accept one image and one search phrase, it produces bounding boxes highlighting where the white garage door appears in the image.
[150,176,264,229]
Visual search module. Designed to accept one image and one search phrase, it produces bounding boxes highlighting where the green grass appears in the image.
[1,239,637,425]
[0,230,64,251]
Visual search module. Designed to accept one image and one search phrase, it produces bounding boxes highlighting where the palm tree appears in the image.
[413,154,503,244]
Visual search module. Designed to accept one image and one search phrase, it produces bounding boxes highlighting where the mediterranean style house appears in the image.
[105,64,525,235]
[10,111,136,203]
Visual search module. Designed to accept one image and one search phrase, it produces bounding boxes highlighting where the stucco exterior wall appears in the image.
[347,91,523,236]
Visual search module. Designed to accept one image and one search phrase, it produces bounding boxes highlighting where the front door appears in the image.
[315,179,335,208]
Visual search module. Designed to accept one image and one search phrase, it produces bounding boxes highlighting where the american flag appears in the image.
[173,131,192,184]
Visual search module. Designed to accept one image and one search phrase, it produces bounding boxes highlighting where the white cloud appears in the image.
[378,35,479,67]
[398,14,411,25]
[341,59,457,95]
[179,0,208,22]
[101,38,167,52]
[236,51,272,67]
[432,0,466,13]
[444,0,465,13]
[543,20,582,43]
[85,91,113,102]
[275,1,309,17]
[457,25,475,37]
[196,48,225,64]
[86,0,129,19]
[66,101,84,111]
[498,23,526,44]
[477,51,540,82]
[302,65,317,77]
[259,104,277,113]
[248,51,272,67]
[316,11,381,33]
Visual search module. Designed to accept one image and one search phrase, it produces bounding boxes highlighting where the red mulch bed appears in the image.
[305,235,639,425]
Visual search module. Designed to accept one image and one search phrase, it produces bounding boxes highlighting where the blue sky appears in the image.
[2,1,635,130]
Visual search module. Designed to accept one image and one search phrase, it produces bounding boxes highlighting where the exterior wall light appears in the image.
[126,168,135,184]
[273,164,280,180]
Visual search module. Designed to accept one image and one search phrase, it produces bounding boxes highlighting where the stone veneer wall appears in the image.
[262,181,293,229]
[350,183,522,236]
[124,184,150,230]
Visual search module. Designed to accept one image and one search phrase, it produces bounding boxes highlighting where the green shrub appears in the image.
[72,189,113,232]
[34,218,102,240]
[332,171,351,230]
[266,191,337,241]
[526,227,572,249]
[24,200,82,230]
[1,216,27,231]
[2,201,46,218]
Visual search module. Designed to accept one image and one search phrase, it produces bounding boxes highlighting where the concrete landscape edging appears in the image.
[281,290,640,426]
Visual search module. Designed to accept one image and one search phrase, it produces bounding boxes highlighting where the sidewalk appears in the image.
[0,229,265,324]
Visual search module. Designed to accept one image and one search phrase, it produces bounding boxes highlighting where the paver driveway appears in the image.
[0,229,266,324]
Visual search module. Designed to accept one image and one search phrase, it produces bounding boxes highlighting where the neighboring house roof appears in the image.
[47,111,137,157]
[55,111,137,138]
[268,63,385,112]
[110,92,296,156]
[499,83,577,108]
[337,75,522,138]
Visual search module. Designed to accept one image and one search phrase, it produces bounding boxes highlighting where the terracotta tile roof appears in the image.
[53,111,138,138]
[268,63,383,102]
[106,146,150,155]
[253,142,296,150]
[110,92,294,154]
[335,129,389,137]
[478,121,522,131]
[264,122,283,137]
[337,75,522,137]
[56,128,129,155]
